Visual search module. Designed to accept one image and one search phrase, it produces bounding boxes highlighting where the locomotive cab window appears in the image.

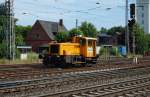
[88,40,93,47]
[50,45,59,54]
[80,38,86,46]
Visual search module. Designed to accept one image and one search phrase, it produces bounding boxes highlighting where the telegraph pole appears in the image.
[125,0,130,55]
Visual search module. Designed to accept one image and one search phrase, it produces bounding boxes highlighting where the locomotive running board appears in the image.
[73,62,86,64]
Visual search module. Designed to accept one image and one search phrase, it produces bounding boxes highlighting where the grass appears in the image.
[0,52,40,65]
[127,54,143,58]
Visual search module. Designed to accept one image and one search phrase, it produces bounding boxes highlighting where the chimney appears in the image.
[59,19,63,26]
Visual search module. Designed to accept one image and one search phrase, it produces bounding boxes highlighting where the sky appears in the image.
[1,0,135,30]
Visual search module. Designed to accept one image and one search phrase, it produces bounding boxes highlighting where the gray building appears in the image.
[136,0,150,34]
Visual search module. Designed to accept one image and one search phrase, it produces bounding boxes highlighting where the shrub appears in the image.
[27,52,39,61]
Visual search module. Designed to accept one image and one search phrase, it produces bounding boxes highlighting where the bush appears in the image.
[99,47,121,57]
[0,42,7,58]
[27,52,39,61]
[99,47,108,56]
[15,49,21,59]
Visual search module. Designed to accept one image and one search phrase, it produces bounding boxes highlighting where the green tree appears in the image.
[100,27,108,33]
[55,32,68,42]
[15,25,31,39]
[146,35,150,52]
[107,26,125,35]
[0,16,7,43]
[132,23,148,54]
[15,34,24,45]
[79,21,97,37]
[69,28,83,37]
[0,41,7,58]
[15,25,32,45]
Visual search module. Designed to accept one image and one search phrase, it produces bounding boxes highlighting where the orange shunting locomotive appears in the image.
[42,36,98,67]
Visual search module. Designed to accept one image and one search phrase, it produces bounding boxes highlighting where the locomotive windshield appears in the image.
[80,38,86,46]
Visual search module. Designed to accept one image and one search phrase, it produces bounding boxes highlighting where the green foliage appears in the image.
[0,4,7,15]
[55,32,68,42]
[100,27,108,33]
[107,26,125,35]
[100,26,125,35]
[69,28,83,37]
[0,52,39,65]
[0,16,7,43]
[15,48,20,59]
[15,25,32,38]
[110,47,117,55]
[55,21,98,42]
[15,25,32,45]
[15,33,25,45]
[0,42,7,58]
[100,47,121,57]
[99,47,108,56]
[79,21,97,37]
[145,35,150,52]
[0,16,32,58]
[132,23,149,54]
[27,52,39,61]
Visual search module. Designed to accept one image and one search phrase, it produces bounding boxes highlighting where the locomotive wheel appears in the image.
[87,63,92,67]
[43,58,48,67]
[43,57,55,68]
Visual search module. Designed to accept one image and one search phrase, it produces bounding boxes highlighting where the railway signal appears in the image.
[128,19,136,28]
[130,3,135,18]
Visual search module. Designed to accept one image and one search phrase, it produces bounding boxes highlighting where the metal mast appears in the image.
[125,0,130,55]
[5,0,15,60]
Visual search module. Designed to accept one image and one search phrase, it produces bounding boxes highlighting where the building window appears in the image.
[142,20,144,25]
[141,6,144,11]
[34,34,40,39]
[142,13,144,18]
[52,32,57,35]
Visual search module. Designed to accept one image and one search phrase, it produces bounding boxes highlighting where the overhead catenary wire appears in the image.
[14,0,128,29]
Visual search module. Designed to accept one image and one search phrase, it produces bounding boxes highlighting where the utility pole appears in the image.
[76,19,78,29]
[125,0,130,55]
[130,3,136,55]
[5,0,15,60]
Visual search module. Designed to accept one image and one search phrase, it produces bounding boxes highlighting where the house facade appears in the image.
[97,33,118,46]
[26,19,67,52]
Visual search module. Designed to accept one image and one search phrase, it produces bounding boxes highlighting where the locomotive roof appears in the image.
[76,36,97,40]
[49,42,79,45]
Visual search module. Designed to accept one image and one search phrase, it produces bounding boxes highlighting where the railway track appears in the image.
[43,76,150,97]
[1,66,150,97]
[0,57,150,82]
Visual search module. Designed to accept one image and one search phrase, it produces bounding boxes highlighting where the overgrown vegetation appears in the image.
[0,15,32,59]
[0,52,39,65]
[99,47,121,57]
[132,24,150,54]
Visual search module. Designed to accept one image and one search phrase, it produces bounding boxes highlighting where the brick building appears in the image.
[26,19,67,52]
